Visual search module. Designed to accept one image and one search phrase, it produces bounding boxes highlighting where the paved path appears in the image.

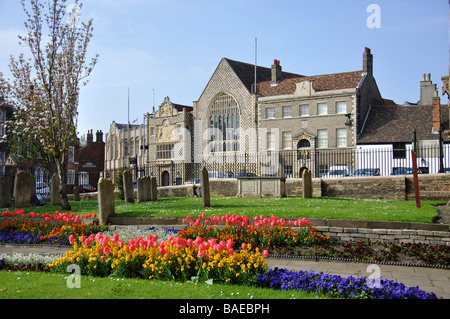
[266,257,450,299]
[1,244,449,299]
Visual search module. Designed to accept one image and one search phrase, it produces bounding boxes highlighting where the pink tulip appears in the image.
[241,243,247,250]
[262,250,269,257]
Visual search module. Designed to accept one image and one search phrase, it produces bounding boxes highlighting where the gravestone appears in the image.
[302,169,312,199]
[137,176,150,202]
[150,177,157,201]
[73,185,80,201]
[201,167,210,207]
[13,171,32,208]
[0,176,12,207]
[98,178,115,224]
[50,173,61,206]
[122,169,135,204]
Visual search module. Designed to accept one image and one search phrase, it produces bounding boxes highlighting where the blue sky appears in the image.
[1,0,449,139]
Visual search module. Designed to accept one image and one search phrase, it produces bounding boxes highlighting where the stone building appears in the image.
[143,96,193,186]
[76,129,105,189]
[108,47,446,184]
[104,121,143,182]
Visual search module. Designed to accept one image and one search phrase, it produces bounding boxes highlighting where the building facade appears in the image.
[105,47,450,185]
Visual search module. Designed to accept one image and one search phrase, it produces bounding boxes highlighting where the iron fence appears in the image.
[135,143,449,186]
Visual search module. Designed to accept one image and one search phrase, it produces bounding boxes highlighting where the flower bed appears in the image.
[0,211,441,299]
[258,267,437,299]
[0,209,107,246]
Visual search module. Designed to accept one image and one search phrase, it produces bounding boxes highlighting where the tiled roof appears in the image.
[224,58,302,92]
[358,104,450,144]
[257,71,364,97]
[224,58,364,97]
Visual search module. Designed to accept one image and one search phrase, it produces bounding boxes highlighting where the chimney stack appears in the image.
[419,73,437,106]
[363,47,373,76]
[432,90,441,133]
[87,129,93,145]
[271,59,282,85]
[96,130,103,143]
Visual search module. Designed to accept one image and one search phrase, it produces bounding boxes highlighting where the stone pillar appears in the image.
[201,167,210,207]
[150,177,157,201]
[13,171,32,208]
[50,173,61,206]
[122,169,134,204]
[98,178,115,224]
[302,169,312,199]
[73,186,80,201]
[0,176,12,207]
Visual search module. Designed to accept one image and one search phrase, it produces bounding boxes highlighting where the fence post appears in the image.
[411,150,421,209]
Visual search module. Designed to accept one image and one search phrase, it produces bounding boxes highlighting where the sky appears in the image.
[1,0,449,140]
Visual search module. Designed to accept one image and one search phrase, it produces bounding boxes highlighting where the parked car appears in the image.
[353,168,380,177]
[35,182,50,196]
[323,165,354,178]
[79,184,96,193]
[391,167,423,175]
[231,172,256,178]
[184,178,200,185]
[208,171,231,178]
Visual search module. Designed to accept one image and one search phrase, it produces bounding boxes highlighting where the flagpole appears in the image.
[128,87,130,128]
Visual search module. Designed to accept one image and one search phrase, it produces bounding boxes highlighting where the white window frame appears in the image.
[336,101,347,114]
[282,131,292,150]
[299,104,309,117]
[336,128,347,148]
[266,132,275,150]
[317,129,328,148]
[266,107,275,119]
[317,103,328,115]
[67,169,75,185]
[282,106,292,118]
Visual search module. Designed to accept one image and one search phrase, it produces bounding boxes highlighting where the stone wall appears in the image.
[315,226,450,246]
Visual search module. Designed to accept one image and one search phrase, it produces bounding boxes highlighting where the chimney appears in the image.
[96,130,103,143]
[432,90,441,132]
[419,73,437,106]
[363,47,373,75]
[87,129,93,145]
[271,59,282,85]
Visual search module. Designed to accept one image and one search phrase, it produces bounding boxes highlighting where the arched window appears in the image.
[297,139,311,149]
[210,93,240,152]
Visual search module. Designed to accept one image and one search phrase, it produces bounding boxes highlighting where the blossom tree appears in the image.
[0,0,98,210]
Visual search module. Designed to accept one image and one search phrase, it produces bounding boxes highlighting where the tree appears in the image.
[0,0,98,210]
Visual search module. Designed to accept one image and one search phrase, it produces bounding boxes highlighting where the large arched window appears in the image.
[209,93,240,152]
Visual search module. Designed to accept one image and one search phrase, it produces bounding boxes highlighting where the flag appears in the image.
[132,118,138,124]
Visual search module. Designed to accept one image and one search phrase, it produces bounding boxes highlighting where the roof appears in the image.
[224,58,302,92]
[223,58,364,97]
[172,103,193,113]
[358,104,450,144]
[257,71,364,97]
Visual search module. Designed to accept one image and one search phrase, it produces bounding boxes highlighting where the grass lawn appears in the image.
[0,270,323,300]
[2,196,445,223]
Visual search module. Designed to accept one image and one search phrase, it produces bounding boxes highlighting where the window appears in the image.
[266,107,275,119]
[282,106,292,118]
[299,104,309,117]
[157,144,174,159]
[210,93,240,152]
[393,142,406,159]
[317,129,328,148]
[68,146,75,163]
[317,103,328,115]
[67,170,75,185]
[336,101,347,114]
[336,129,347,147]
[282,132,292,149]
[266,132,275,150]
